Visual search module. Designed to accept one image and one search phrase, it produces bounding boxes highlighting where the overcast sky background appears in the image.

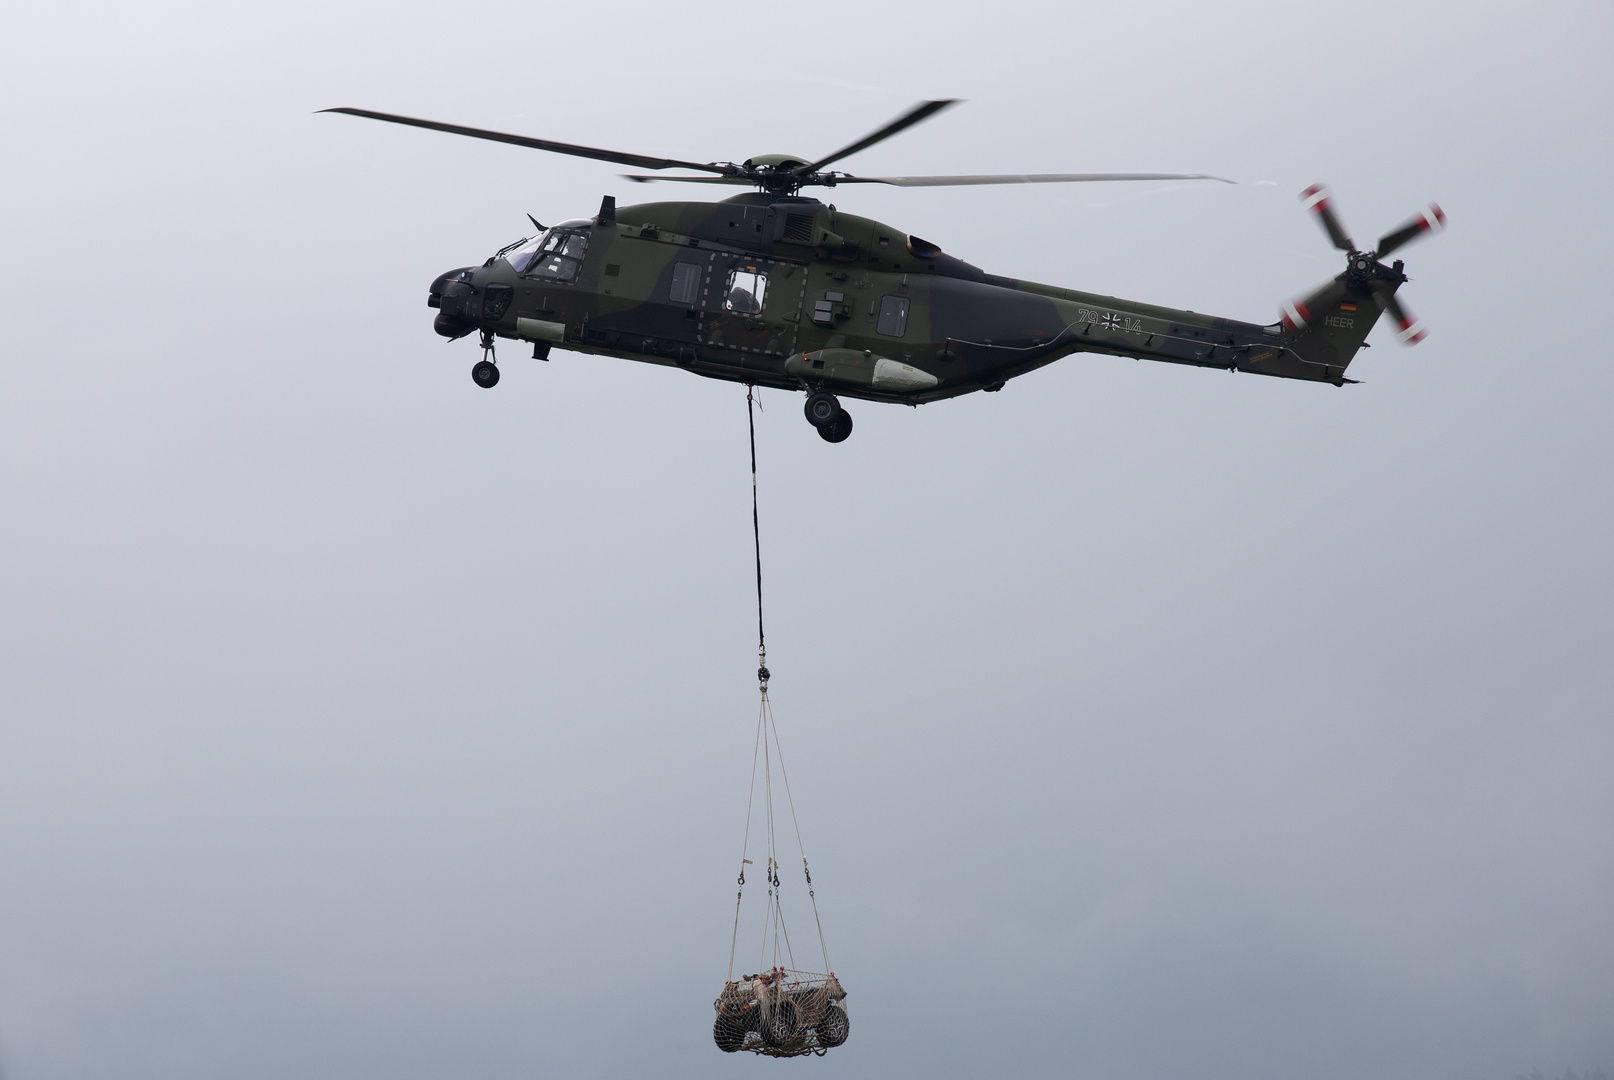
[2,2,1611,1078]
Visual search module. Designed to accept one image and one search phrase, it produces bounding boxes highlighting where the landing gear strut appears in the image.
[472,329,499,388]
[803,390,853,442]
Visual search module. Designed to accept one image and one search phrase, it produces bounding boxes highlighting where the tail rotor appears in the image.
[1286,184,1446,346]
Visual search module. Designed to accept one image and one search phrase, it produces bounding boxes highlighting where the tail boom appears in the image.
[1008,277,1383,386]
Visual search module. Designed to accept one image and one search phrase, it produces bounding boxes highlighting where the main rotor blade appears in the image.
[797,99,960,175]
[320,107,729,174]
[1301,183,1355,251]
[1379,289,1428,345]
[838,171,1233,187]
[1376,203,1447,258]
[621,174,754,184]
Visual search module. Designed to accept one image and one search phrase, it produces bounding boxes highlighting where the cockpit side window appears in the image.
[507,229,589,281]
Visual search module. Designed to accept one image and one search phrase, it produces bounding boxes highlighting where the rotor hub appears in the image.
[726,160,834,196]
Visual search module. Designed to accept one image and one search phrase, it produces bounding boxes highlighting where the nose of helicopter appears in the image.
[428,267,475,338]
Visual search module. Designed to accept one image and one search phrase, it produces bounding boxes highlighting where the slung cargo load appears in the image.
[715,968,849,1057]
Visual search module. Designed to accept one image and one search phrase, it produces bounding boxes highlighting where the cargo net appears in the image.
[714,968,849,1058]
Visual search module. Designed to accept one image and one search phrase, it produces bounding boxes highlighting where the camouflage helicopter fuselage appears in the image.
[430,192,1387,415]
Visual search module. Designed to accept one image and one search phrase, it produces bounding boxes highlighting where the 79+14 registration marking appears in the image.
[1080,308,1147,334]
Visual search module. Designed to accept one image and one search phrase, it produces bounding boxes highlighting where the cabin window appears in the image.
[669,263,701,305]
[877,295,910,337]
[512,229,588,282]
[725,265,768,314]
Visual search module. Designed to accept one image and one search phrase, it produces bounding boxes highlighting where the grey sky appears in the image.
[2,1,1611,1078]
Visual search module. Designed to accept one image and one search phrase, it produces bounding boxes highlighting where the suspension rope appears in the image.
[733,385,771,984]
[727,704,765,982]
[747,386,769,689]
[760,699,779,970]
[765,693,832,973]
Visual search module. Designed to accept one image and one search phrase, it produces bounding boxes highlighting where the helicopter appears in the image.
[323,101,1445,443]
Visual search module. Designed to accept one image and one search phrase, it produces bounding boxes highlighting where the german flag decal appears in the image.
[1339,301,1358,312]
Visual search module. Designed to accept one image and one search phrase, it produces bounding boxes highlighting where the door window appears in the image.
[725,264,768,314]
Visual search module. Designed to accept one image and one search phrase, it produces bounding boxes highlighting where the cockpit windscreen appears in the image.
[505,228,589,281]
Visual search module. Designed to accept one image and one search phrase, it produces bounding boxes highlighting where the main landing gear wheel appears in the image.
[817,410,853,443]
[803,391,843,428]
[471,359,500,388]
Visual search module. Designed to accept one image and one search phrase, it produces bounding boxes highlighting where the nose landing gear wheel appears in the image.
[817,410,853,443]
[803,391,843,428]
[471,359,500,388]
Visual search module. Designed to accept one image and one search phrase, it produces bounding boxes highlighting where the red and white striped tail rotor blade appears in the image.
[1301,183,1355,251]
[1281,280,1345,333]
[1280,298,1311,332]
[1382,291,1428,345]
[1376,203,1447,258]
